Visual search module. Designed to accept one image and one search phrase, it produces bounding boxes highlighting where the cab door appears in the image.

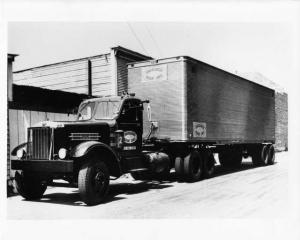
[117,99,143,155]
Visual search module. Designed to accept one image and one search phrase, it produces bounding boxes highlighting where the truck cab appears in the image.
[12,94,167,205]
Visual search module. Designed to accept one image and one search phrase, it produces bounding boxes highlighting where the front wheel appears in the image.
[78,160,110,206]
[14,171,47,200]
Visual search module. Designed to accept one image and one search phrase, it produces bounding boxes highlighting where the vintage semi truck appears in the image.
[11,56,276,206]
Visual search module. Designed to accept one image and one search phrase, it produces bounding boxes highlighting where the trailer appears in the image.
[11,55,276,206]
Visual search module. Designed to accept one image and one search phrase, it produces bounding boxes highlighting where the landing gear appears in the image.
[219,148,242,168]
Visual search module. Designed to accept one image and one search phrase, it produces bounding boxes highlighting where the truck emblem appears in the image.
[124,131,137,144]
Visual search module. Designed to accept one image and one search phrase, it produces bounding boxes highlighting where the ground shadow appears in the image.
[26,159,277,207]
[28,180,174,207]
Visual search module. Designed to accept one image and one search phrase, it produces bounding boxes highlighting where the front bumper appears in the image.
[11,159,73,173]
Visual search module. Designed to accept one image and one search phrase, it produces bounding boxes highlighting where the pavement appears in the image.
[7,152,289,219]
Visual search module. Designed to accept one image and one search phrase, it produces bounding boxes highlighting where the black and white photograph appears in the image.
[1,1,300,240]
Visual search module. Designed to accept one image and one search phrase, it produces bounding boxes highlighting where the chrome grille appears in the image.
[29,128,51,160]
[69,133,100,141]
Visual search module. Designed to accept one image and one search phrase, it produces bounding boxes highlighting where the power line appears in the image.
[127,22,149,56]
[145,24,163,57]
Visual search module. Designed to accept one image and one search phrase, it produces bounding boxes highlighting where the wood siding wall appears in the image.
[13,54,113,96]
[8,109,77,178]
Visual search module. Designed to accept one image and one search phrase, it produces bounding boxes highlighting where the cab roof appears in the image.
[80,95,140,105]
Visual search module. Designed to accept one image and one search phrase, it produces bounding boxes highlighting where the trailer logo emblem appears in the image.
[142,65,167,82]
[193,122,207,138]
[124,131,137,144]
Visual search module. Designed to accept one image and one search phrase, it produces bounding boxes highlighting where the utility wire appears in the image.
[127,22,150,56]
[145,24,163,57]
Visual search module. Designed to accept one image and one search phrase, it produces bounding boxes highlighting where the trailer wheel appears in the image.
[202,151,215,178]
[14,171,47,200]
[219,150,242,168]
[175,157,184,177]
[267,145,275,165]
[252,145,269,166]
[183,151,203,182]
[78,160,109,206]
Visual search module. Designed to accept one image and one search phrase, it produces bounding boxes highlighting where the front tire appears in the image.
[14,171,47,200]
[78,160,109,206]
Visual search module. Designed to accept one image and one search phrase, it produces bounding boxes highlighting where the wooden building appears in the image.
[275,92,288,151]
[7,84,90,195]
[13,46,152,96]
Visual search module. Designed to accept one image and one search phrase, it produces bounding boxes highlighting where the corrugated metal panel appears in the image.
[128,57,275,143]
[13,54,113,96]
[128,60,185,140]
[186,60,275,142]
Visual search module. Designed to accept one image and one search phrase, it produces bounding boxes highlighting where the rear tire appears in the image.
[183,151,203,182]
[14,171,47,200]
[202,151,215,178]
[252,145,269,166]
[175,157,184,178]
[78,160,109,206]
[267,145,275,165]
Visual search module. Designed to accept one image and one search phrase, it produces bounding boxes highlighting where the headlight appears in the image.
[17,149,25,159]
[58,148,67,159]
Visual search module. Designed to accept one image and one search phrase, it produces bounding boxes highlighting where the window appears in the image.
[78,102,95,120]
[94,101,121,120]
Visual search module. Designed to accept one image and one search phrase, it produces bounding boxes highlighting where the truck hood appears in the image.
[35,119,117,128]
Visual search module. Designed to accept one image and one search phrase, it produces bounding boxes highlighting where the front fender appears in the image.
[11,142,29,156]
[70,141,122,177]
[70,141,117,159]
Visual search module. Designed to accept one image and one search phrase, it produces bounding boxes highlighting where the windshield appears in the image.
[78,102,96,120]
[94,101,121,119]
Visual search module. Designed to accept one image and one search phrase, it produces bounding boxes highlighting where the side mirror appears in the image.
[147,103,152,122]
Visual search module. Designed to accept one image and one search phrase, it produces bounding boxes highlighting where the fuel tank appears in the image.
[144,152,170,174]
